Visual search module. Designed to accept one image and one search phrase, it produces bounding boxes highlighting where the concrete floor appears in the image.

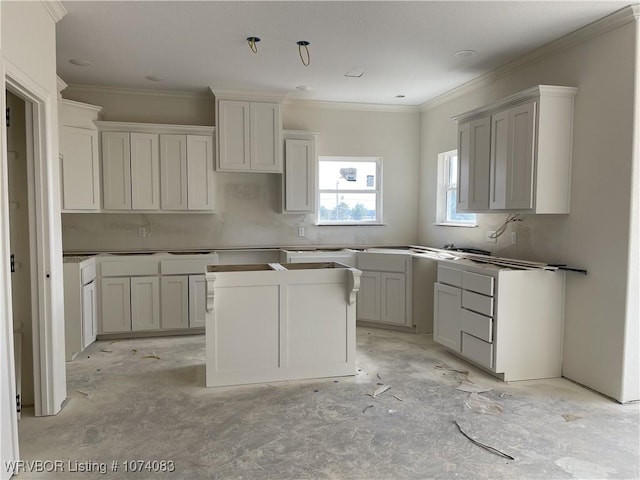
[18,327,639,479]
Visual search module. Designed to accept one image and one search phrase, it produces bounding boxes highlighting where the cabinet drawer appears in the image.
[437,265,462,287]
[461,309,493,342]
[101,260,159,277]
[160,258,216,275]
[462,290,493,316]
[81,262,96,284]
[357,253,407,273]
[462,271,494,296]
[461,332,494,369]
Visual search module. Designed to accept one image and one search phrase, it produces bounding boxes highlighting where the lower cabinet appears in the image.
[188,275,207,328]
[101,276,160,333]
[131,277,160,331]
[160,275,206,329]
[64,258,98,360]
[356,252,413,327]
[81,281,98,348]
[433,260,564,381]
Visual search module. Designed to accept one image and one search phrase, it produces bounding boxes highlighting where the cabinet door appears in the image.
[102,132,132,210]
[490,111,509,209]
[131,276,160,331]
[283,138,315,213]
[468,117,491,210]
[505,102,535,210]
[218,100,250,171]
[380,272,407,325]
[101,277,131,333]
[186,135,216,211]
[82,281,97,348]
[456,122,471,211]
[189,275,206,328]
[357,271,381,322]
[433,282,461,352]
[160,134,188,210]
[61,126,100,210]
[130,133,160,210]
[250,102,281,172]
[161,276,189,329]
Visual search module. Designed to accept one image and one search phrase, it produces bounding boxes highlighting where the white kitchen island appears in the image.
[205,262,361,387]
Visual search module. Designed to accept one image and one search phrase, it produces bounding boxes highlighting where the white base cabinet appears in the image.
[101,277,132,334]
[433,260,564,381]
[131,276,160,331]
[356,252,413,327]
[63,258,98,360]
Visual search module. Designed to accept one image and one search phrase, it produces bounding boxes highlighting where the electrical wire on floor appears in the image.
[489,213,522,240]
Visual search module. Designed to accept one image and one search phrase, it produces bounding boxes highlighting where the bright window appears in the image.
[436,150,477,226]
[317,156,382,224]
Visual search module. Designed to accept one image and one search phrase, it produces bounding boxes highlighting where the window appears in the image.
[436,150,477,226]
[317,156,382,225]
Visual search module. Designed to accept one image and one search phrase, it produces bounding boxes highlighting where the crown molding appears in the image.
[283,98,421,114]
[421,4,639,112]
[56,76,68,93]
[95,121,214,135]
[41,1,66,23]
[60,98,103,113]
[210,87,287,102]
[64,84,212,100]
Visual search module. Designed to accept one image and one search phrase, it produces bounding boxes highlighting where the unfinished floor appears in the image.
[18,327,640,479]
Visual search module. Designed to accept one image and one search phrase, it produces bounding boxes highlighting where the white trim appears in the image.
[41,0,67,23]
[210,87,286,102]
[65,84,212,100]
[60,98,103,114]
[421,4,639,112]
[284,98,421,114]
[56,75,67,94]
[95,121,214,135]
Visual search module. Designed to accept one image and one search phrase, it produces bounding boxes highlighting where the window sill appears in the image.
[434,222,478,228]
[316,222,387,227]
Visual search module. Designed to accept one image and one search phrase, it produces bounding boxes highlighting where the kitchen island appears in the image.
[205,262,361,387]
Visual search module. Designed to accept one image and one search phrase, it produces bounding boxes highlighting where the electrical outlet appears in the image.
[511,232,517,245]
[486,230,497,243]
[138,227,146,238]
[298,226,305,238]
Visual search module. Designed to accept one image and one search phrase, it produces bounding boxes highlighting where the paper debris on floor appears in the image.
[465,392,504,415]
[453,420,514,460]
[392,394,403,401]
[562,413,582,422]
[362,404,374,414]
[434,361,470,381]
[370,384,391,398]
[456,381,492,393]
[142,354,161,360]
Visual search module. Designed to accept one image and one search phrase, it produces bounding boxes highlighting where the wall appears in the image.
[60,92,421,251]
[1,1,66,476]
[419,14,639,402]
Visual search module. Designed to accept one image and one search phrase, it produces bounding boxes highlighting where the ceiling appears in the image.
[56,1,632,106]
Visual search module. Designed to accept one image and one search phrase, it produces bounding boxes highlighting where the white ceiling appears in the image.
[56,1,632,106]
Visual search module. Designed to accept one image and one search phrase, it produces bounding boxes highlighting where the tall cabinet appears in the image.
[454,85,577,214]
[281,131,318,213]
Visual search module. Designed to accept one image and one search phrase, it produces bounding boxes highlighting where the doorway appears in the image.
[6,91,34,418]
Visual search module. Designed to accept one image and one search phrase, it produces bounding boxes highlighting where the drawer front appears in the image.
[462,271,494,296]
[81,262,97,284]
[160,258,215,275]
[437,265,462,287]
[461,332,494,369]
[101,260,159,277]
[461,308,493,342]
[357,253,407,273]
[462,290,493,317]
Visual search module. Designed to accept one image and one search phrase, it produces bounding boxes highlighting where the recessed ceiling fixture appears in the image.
[296,85,312,91]
[69,58,93,67]
[296,41,311,67]
[246,36,261,54]
[395,94,406,98]
[454,49,477,58]
[145,75,164,82]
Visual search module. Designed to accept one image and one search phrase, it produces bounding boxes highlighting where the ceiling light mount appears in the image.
[296,40,311,67]
[69,58,93,67]
[454,49,477,58]
[247,36,261,54]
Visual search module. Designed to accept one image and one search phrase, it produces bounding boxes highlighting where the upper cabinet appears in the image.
[60,100,103,211]
[97,122,216,212]
[281,131,318,214]
[454,85,577,214]
[216,98,282,173]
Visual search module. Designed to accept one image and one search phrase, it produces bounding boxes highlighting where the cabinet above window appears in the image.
[453,85,577,214]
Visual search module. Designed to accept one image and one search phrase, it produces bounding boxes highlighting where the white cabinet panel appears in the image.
[283,137,315,213]
[461,332,494,369]
[462,271,494,296]
[380,273,406,325]
[160,134,188,210]
[101,132,132,210]
[251,102,281,172]
[457,116,491,211]
[437,265,462,288]
[218,100,250,171]
[357,271,381,321]
[101,277,131,333]
[186,135,215,210]
[131,276,160,331]
[433,283,461,352]
[61,126,100,210]
[460,308,492,343]
[161,276,189,329]
[462,290,493,317]
[189,275,207,328]
[82,281,97,348]
[130,133,160,210]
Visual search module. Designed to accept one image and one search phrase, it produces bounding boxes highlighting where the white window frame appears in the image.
[436,150,477,227]
[316,156,383,225]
